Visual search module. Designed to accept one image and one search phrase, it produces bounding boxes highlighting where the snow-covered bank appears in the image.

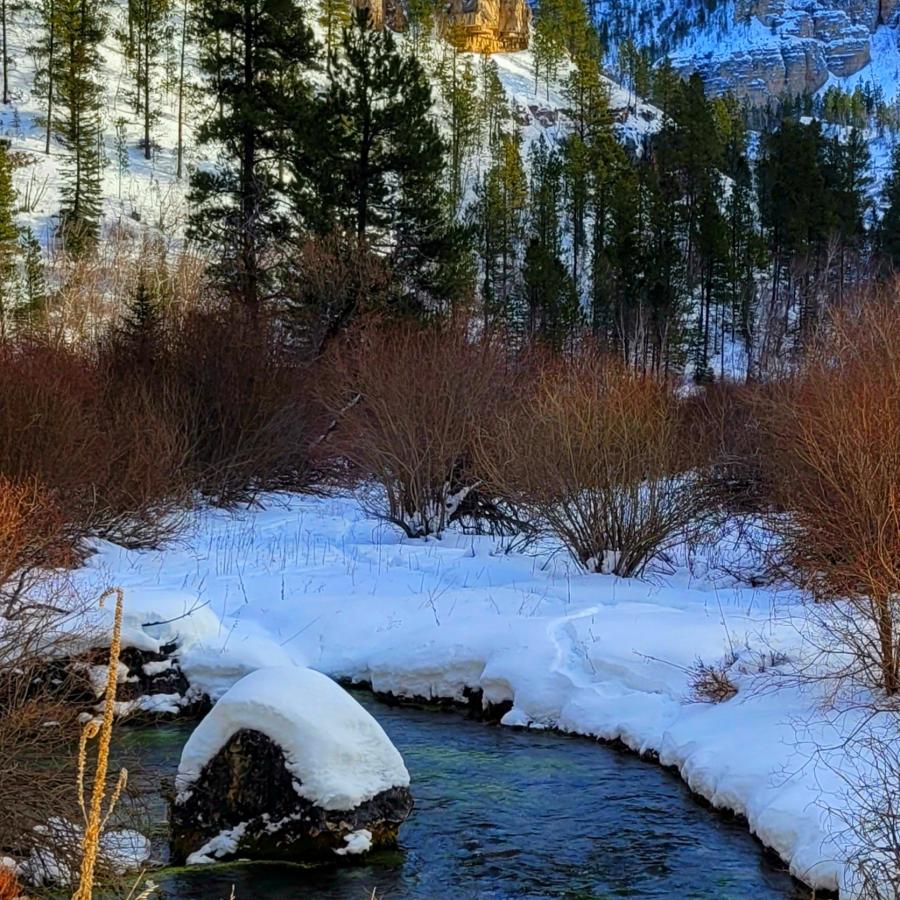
[73,494,858,895]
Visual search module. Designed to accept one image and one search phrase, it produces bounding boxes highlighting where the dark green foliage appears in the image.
[188,0,320,308]
[54,0,107,252]
[314,11,467,308]
[522,238,581,348]
[0,140,17,332]
[880,144,900,271]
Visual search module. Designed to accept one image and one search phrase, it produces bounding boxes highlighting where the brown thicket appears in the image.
[321,320,512,537]
[0,477,75,613]
[764,300,900,695]
[159,305,328,505]
[477,346,712,576]
[683,379,773,514]
[0,480,86,885]
[0,341,189,549]
[284,232,395,358]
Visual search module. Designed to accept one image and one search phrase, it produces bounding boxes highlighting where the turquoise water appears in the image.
[118,696,806,899]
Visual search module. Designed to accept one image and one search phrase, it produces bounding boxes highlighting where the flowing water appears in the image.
[118,695,806,900]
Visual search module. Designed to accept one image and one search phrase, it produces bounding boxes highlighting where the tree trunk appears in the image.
[176,0,187,178]
[143,1,151,160]
[876,594,898,696]
[45,0,55,154]
[240,0,258,309]
[2,0,9,105]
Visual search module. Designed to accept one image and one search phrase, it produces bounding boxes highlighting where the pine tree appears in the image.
[0,139,18,335]
[880,144,900,270]
[479,57,508,155]
[472,129,527,328]
[406,0,433,57]
[175,0,188,178]
[54,0,107,252]
[316,9,465,305]
[532,0,565,99]
[189,0,320,308]
[17,230,46,329]
[120,269,162,367]
[132,0,174,159]
[437,47,480,213]
[522,238,580,348]
[564,51,614,290]
[824,127,871,302]
[318,0,349,62]
[28,0,57,154]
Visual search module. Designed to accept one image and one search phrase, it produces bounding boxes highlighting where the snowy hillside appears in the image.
[597,0,900,106]
[0,4,661,247]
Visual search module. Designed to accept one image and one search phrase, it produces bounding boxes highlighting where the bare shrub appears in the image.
[0,477,75,614]
[683,379,773,514]
[322,320,511,538]
[0,341,188,549]
[835,714,900,900]
[284,231,395,358]
[688,659,739,703]
[40,234,208,346]
[478,346,712,576]
[163,304,327,505]
[763,300,900,695]
[0,480,87,884]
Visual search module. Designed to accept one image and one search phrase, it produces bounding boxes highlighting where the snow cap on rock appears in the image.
[175,666,410,811]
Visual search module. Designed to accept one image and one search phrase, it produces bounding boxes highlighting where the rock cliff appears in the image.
[437,0,531,54]
[670,0,900,104]
[353,0,531,54]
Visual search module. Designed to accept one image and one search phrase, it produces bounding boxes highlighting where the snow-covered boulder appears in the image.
[169,667,413,865]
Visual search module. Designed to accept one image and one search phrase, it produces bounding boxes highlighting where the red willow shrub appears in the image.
[0,341,188,549]
[763,299,900,696]
[160,305,327,505]
[320,318,512,538]
[477,345,713,577]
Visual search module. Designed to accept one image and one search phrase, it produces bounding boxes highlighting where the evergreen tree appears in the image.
[522,238,581,348]
[316,11,465,303]
[132,0,174,159]
[189,0,319,307]
[436,47,480,213]
[0,140,18,334]
[17,229,46,329]
[120,269,162,367]
[531,0,565,99]
[28,0,57,154]
[54,0,107,251]
[318,0,349,61]
[880,143,900,270]
[757,117,835,341]
[479,56,508,154]
[472,129,527,328]
[824,127,871,301]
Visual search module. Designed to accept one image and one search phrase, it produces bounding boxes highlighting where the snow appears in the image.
[185,823,247,867]
[71,492,885,896]
[22,822,150,886]
[175,665,410,812]
[334,829,373,857]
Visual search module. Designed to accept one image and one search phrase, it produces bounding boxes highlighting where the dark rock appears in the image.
[169,728,414,864]
[28,642,209,720]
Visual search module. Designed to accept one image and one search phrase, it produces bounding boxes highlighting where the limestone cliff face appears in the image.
[672,0,899,104]
[352,0,409,32]
[352,0,531,53]
[437,0,532,54]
